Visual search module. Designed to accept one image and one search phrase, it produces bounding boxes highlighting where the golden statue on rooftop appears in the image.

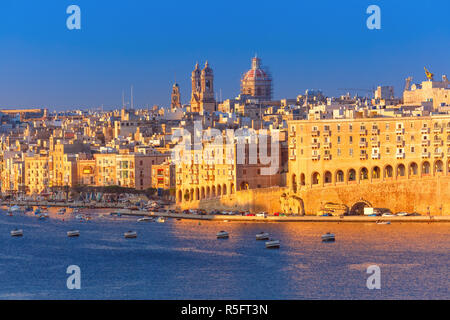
[424,67,434,81]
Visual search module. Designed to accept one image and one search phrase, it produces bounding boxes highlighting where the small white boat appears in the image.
[57,208,66,215]
[38,213,48,220]
[376,220,391,225]
[9,205,21,212]
[138,217,153,222]
[124,231,137,239]
[75,214,85,220]
[396,212,408,216]
[321,232,335,242]
[265,239,280,248]
[10,229,23,237]
[67,230,80,237]
[256,232,270,240]
[216,231,229,239]
[156,217,165,223]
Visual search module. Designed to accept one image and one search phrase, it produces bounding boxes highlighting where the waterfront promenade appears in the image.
[2,200,450,223]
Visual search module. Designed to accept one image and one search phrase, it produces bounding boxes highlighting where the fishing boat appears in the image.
[321,232,335,242]
[256,232,270,240]
[265,239,280,248]
[10,229,23,237]
[376,220,391,225]
[124,231,137,239]
[8,205,22,213]
[38,212,49,220]
[67,230,80,237]
[216,231,229,239]
[137,217,153,222]
[57,208,66,215]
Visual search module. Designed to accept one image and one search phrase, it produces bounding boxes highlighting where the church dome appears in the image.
[242,57,269,81]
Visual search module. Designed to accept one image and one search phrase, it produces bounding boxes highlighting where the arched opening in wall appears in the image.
[190,188,194,201]
[178,190,182,203]
[300,173,306,186]
[349,200,372,216]
[336,170,344,183]
[324,171,332,184]
[184,190,190,202]
[434,160,444,175]
[348,169,356,182]
[447,160,450,175]
[372,166,381,179]
[195,188,200,201]
[422,161,431,176]
[206,186,211,198]
[240,181,249,190]
[230,183,235,194]
[397,164,406,178]
[384,165,393,179]
[222,184,227,195]
[217,185,222,196]
[409,162,418,177]
[312,172,320,186]
[212,186,216,197]
[292,174,297,193]
[201,187,205,200]
[359,167,369,181]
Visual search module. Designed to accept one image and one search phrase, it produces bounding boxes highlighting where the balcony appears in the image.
[311,130,320,137]
[433,127,442,133]
[289,131,296,137]
[311,142,320,149]
[447,140,450,146]
[395,128,405,134]
[323,154,331,160]
[396,153,405,159]
[421,140,430,146]
[421,127,429,134]
[289,143,296,149]
[371,129,379,135]
[371,153,380,159]
[323,142,331,149]
[312,154,320,161]
[434,152,443,158]
[359,142,368,148]
[360,154,368,160]
[323,129,331,136]
[359,129,368,135]
[433,139,443,146]
[421,152,430,158]
[396,140,405,147]
[371,141,380,147]
[446,127,450,133]
[289,155,296,160]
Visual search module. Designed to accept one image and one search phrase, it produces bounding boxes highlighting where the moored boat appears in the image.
[67,230,80,237]
[265,239,280,248]
[124,231,137,238]
[216,231,229,239]
[256,232,270,240]
[321,232,335,242]
[10,229,23,237]
[156,217,165,223]
[376,220,391,225]
[57,208,66,215]
[137,217,153,222]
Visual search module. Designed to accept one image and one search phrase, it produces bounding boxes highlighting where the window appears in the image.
[411,146,415,153]
[386,135,390,141]
[337,148,341,156]
[349,148,353,156]
[349,136,353,143]
[337,136,341,144]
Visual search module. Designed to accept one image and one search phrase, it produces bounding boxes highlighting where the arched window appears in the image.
[372,166,381,179]
[324,171,332,184]
[348,169,356,182]
[312,172,320,185]
[360,167,369,180]
[336,170,344,183]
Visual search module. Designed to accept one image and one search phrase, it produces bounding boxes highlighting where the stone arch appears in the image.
[421,161,431,175]
[434,160,444,175]
[184,190,190,202]
[324,171,332,184]
[409,162,418,177]
[240,181,249,190]
[206,186,211,198]
[312,172,320,185]
[396,163,406,178]
[372,166,381,179]
[384,165,393,178]
[300,173,306,186]
[217,184,222,196]
[230,183,235,194]
[349,199,373,216]
[222,184,227,195]
[359,167,369,181]
[200,187,205,200]
[195,187,200,201]
[335,170,344,183]
[292,174,297,193]
[348,168,356,182]
[177,190,183,203]
[212,185,216,197]
[190,188,194,201]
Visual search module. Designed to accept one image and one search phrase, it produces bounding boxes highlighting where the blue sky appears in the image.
[0,0,449,110]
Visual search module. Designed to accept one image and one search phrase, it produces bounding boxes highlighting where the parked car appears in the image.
[246,213,255,216]
[256,212,267,217]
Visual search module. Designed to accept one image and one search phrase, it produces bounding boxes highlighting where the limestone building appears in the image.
[240,56,272,101]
